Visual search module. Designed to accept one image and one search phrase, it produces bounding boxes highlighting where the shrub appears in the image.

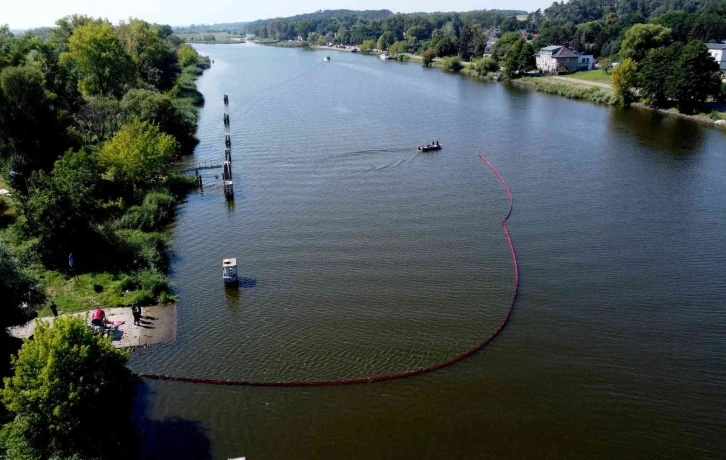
[118,190,176,232]
[422,48,435,67]
[116,229,168,272]
[164,172,198,196]
[441,56,463,73]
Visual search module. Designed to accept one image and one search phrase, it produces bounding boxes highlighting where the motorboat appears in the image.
[223,258,238,284]
[324,56,331,61]
[418,142,442,152]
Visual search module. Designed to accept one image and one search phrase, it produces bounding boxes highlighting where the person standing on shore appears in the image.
[49,301,58,317]
[131,303,141,326]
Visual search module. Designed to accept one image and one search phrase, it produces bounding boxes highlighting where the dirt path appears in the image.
[7,304,177,349]
[548,75,612,89]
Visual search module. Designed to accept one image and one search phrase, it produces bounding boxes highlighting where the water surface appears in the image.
[132,44,726,459]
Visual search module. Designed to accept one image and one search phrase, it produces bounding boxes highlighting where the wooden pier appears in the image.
[172,161,224,174]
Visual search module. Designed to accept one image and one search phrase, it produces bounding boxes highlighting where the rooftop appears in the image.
[706,43,726,50]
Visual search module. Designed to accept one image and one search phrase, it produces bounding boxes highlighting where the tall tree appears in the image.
[619,23,671,61]
[99,118,179,192]
[612,57,638,104]
[62,23,136,98]
[2,316,136,459]
[638,44,679,107]
[669,40,722,113]
[0,65,69,177]
[116,19,180,90]
[502,38,535,78]
[22,149,103,267]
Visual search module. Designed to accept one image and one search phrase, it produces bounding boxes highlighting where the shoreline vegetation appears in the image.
[0,18,212,321]
[177,32,246,44]
[301,43,725,129]
[232,5,726,130]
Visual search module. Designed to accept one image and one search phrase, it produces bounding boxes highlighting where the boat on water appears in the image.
[223,258,238,284]
[379,51,390,60]
[418,141,442,152]
[324,56,331,61]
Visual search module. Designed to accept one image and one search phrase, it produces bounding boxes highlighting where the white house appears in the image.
[578,54,594,71]
[706,43,726,74]
[536,45,579,72]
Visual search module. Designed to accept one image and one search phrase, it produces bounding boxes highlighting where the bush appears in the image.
[116,229,168,272]
[441,56,463,73]
[422,48,435,67]
[164,172,198,196]
[118,190,176,232]
[469,57,499,78]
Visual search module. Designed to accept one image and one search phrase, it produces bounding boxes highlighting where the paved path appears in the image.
[7,304,177,349]
[548,75,612,89]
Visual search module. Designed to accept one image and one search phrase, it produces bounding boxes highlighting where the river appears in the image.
[130,43,726,459]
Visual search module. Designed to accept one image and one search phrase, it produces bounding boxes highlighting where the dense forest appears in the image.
[194,3,725,110]
[0,14,213,459]
[1,9,209,383]
[177,1,726,61]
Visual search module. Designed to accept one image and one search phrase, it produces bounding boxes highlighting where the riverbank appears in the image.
[8,304,177,349]
[305,45,725,130]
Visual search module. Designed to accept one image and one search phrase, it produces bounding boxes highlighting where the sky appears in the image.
[4,0,551,30]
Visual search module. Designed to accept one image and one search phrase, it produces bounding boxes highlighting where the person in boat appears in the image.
[435,140,439,146]
[91,308,109,328]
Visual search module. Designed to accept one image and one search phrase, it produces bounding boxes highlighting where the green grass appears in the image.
[521,77,620,105]
[40,270,173,315]
[566,69,612,84]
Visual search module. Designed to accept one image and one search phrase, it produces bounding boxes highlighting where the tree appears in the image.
[470,56,499,77]
[0,241,43,330]
[22,149,103,267]
[62,23,136,98]
[99,118,179,192]
[377,31,395,51]
[502,38,535,79]
[360,39,376,54]
[120,89,196,152]
[612,57,638,104]
[116,19,180,90]
[72,96,123,144]
[422,48,435,67]
[441,56,463,73]
[492,32,522,61]
[638,45,677,107]
[599,57,612,74]
[619,24,671,62]
[669,40,723,113]
[177,43,199,67]
[0,65,70,177]
[2,316,135,459]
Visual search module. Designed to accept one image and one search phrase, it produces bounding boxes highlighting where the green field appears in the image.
[567,69,612,84]
[176,32,246,44]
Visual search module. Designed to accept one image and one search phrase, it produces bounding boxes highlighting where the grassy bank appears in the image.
[38,270,173,315]
[564,69,612,84]
[518,77,620,105]
[177,32,246,44]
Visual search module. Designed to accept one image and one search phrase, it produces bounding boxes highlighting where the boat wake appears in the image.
[353,150,420,174]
